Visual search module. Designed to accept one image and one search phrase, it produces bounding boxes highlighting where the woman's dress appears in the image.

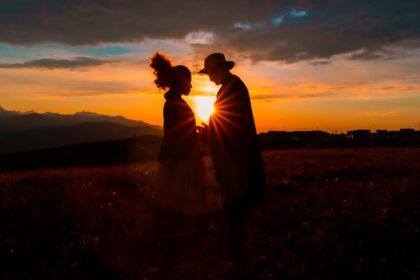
[154,90,207,237]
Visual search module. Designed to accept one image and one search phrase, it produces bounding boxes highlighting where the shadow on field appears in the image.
[0,175,120,279]
[0,149,419,279]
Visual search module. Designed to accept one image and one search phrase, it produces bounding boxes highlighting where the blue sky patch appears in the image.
[234,8,309,30]
[0,43,139,63]
[289,9,309,18]
[76,44,139,57]
[271,15,286,26]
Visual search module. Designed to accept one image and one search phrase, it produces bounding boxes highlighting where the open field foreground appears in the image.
[1,149,419,279]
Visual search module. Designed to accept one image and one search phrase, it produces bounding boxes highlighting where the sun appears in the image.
[191,96,216,123]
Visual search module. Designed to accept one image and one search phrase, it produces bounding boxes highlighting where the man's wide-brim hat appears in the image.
[199,53,235,74]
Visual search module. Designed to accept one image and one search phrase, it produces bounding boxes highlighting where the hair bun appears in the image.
[150,52,174,90]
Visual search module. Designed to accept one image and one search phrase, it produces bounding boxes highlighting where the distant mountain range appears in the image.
[0,106,162,155]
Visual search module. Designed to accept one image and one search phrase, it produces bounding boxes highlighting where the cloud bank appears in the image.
[0,57,111,69]
[0,0,419,63]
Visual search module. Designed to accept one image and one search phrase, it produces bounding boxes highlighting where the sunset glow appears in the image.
[0,2,418,132]
[190,95,216,124]
[0,3,418,279]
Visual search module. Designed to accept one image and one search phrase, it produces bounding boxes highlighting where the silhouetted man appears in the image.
[199,53,265,278]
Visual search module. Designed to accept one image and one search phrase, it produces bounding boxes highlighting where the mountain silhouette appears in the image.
[0,106,23,119]
[0,107,162,155]
[0,107,159,132]
[0,113,66,132]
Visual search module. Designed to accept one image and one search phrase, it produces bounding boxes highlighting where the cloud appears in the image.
[0,1,419,63]
[185,32,214,45]
[233,23,253,31]
[363,110,397,117]
[310,59,331,66]
[0,57,111,69]
[226,1,420,63]
[250,92,332,101]
[40,81,141,96]
[347,48,397,60]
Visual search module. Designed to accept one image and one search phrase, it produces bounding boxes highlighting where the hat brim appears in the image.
[198,61,235,75]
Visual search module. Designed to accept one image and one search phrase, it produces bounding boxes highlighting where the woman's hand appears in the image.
[197,123,209,143]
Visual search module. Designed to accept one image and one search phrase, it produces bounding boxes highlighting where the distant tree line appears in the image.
[258,129,420,149]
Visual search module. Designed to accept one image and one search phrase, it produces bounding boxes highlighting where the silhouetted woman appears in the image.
[150,52,207,279]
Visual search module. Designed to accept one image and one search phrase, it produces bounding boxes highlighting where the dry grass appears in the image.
[0,148,419,279]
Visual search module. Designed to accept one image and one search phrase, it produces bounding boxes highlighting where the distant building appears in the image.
[347,129,371,140]
[399,128,415,136]
[258,129,420,149]
[260,130,334,149]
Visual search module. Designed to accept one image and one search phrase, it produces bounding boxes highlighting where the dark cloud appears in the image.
[0,57,111,69]
[0,0,419,63]
[226,1,420,63]
[0,0,272,44]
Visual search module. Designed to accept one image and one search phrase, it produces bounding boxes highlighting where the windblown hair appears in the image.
[150,52,175,90]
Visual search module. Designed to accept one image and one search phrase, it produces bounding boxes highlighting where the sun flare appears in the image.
[191,96,216,123]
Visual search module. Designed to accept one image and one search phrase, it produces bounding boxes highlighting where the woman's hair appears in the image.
[150,52,190,90]
[173,65,191,84]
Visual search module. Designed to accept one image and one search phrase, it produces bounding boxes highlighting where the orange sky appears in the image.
[0,43,419,132]
[1,2,420,132]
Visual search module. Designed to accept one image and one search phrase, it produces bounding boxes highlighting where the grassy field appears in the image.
[0,148,419,279]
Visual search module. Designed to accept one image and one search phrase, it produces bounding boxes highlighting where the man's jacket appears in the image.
[209,74,265,208]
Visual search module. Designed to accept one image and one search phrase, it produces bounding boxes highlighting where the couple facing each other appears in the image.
[150,52,265,273]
